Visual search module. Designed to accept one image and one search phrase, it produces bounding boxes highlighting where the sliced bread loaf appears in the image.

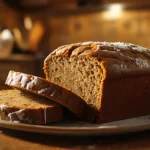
[44,41,150,123]
[5,70,86,119]
[0,90,63,124]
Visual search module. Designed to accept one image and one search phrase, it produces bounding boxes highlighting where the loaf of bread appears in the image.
[44,41,150,123]
[0,90,63,124]
[5,70,86,119]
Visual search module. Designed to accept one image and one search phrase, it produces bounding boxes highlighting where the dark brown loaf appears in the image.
[0,90,63,124]
[5,70,86,119]
[44,41,150,123]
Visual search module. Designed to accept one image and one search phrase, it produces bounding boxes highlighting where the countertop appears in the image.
[0,127,150,150]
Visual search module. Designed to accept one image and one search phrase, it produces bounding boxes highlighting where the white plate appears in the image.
[0,115,150,136]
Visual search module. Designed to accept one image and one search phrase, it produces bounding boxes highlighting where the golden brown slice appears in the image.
[0,90,63,124]
[5,70,86,120]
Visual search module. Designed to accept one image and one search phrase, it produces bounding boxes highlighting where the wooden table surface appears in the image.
[0,127,150,150]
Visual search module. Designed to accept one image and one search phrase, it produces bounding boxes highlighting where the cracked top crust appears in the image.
[5,70,86,118]
[44,41,150,78]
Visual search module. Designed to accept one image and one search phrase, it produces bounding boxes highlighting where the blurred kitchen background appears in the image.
[0,0,150,89]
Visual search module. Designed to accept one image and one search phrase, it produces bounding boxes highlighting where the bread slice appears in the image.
[0,90,63,124]
[5,70,86,119]
[44,41,150,123]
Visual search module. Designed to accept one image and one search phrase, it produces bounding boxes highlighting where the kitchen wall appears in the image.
[48,9,150,50]
[24,3,150,53]
[1,1,150,53]
[0,3,20,29]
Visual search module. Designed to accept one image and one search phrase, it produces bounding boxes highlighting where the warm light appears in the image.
[24,17,33,30]
[0,29,13,40]
[104,4,123,20]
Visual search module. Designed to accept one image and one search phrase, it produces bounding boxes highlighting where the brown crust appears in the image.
[5,71,86,119]
[96,75,150,123]
[0,90,63,124]
[44,42,150,79]
[44,41,150,123]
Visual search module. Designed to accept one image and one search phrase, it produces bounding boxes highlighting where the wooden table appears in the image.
[0,127,150,150]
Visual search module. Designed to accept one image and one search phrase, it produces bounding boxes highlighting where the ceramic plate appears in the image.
[0,115,150,136]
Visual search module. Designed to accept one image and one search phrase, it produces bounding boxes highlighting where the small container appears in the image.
[0,29,14,58]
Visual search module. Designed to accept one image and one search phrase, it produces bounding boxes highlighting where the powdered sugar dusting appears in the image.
[135,58,150,68]
[7,71,22,86]
[38,87,49,94]
[0,104,13,110]
[6,71,13,84]
[8,109,26,121]
[69,41,149,53]
[20,75,29,87]
[0,105,28,123]
[26,76,40,90]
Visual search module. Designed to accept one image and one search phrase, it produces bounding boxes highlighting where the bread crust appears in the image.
[44,41,150,123]
[44,42,150,79]
[5,71,86,119]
